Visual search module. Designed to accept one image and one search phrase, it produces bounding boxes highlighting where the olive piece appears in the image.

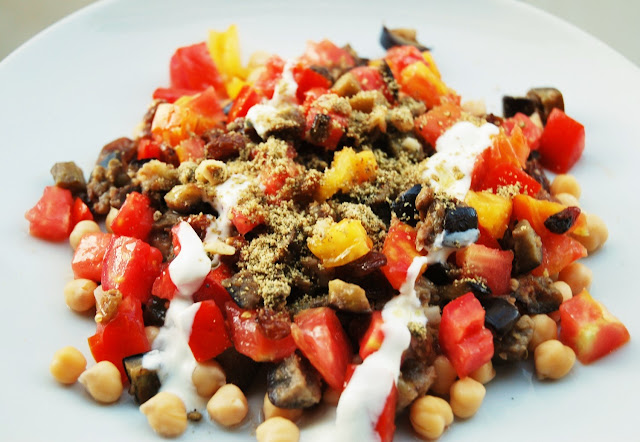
[444,206,478,233]
[392,184,422,226]
[482,297,521,337]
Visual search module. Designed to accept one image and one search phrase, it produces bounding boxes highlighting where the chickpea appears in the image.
[63,279,97,312]
[78,361,123,403]
[550,174,581,199]
[558,262,592,295]
[263,393,303,422]
[140,392,188,438]
[449,377,486,418]
[575,213,609,254]
[256,416,300,442]
[192,361,226,398]
[145,326,160,346]
[50,346,86,384]
[529,314,558,351]
[430,355,457,396]
[69,220,101,250]
[207,384,248,427]
[105,207,118,233]
[554,192,580,208]
[409,395,454,440]
[534,339,576,380]
[469,361,496,385]
[553,281,573,303]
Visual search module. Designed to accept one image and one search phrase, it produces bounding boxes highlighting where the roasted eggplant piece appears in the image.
[526,87,564,123]
[123,353,161,404]
[380,26,429,51]
[502,96,539,118]
[215,347,258,391]
[267,353,322,409]
[143,296,170,327]
[50,162,86,195]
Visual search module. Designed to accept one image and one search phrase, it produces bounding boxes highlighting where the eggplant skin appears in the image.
[380,26,430,51]
[123,353,161,404]
[267,353,322,409]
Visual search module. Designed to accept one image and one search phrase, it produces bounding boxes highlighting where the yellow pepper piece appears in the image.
[315,147,378,201]
[226,76,247,99]
[308,219,373,268]
[208,24,248,83]
[400,61,453,108]
[465,190,513,239]
[421,51,441,79]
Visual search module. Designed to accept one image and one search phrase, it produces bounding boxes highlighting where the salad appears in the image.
[32,25,629,441]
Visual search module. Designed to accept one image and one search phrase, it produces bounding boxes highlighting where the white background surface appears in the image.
[0,0,639,441]
[1,0,639,66]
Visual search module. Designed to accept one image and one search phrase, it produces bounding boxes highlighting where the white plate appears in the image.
[1,0,638,440]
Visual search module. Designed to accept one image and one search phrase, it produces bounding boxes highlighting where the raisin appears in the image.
[544,206,581,234]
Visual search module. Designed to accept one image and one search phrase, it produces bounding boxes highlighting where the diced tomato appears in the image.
[101,235,163,304]
[478,163,542,197]
[293,64,333,103]
[188,300,232,362]
[152,87,201,103]
[25,186,74,241]
[359,311,385,360]
[169,42,227,97]
[300,40,355,71]
[230,207,264,235]
[70,198,94,226]
[88,296,150,380]
[380,219,425,290]
[291,307,352,391]
[151,264,177,300]
[228,85,263,121]
[456,243,513,295]
[349,66,393,102]
[253,55,285,99]
[439,292,494,378]
[538,108,585,173]
[375,383,397,442]
[225,302,296,362]
[137,138,164,161]
[192,264,234,309]
[414,101,463,147]
[475,225,501,249]
[175,136,205,163]
[185,86,225,120]
[260,156,301,197]
[502,112,543,151]
[71,232,113,282]
[385,45,425,80]
[531,234,587,277]
[559,290,630,364]
[110,192,155,240]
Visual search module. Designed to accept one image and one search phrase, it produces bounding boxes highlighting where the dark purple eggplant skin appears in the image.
[380,26,430,51]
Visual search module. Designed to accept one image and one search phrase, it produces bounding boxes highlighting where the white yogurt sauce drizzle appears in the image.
[245,60,298,138]
[421,121,499,201]
[335,256,429,441]
[142,221,212,411]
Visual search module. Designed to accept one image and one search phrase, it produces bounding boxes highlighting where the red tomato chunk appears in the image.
[538,108,585,173]
[439,292,494,378]
[110,191,155,240]
[101,235,163,304]
[88,296,150,380]
[188,301,232,362]
[291,307,352,391]
[25,186,74,241]
[72,232,114,282]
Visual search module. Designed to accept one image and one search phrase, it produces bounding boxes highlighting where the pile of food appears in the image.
[33,25,629,441]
